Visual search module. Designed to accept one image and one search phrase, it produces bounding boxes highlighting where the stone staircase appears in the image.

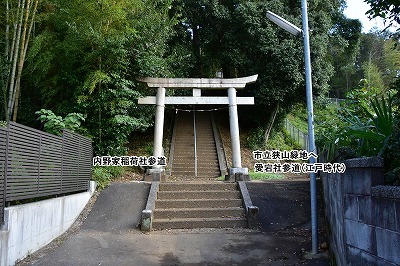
[196,112,221,178]
[152,182,247,230]
[171,111,220,179]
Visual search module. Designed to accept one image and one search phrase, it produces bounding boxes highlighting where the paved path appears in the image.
[18,180,329,266]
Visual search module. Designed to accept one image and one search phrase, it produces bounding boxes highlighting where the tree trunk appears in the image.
[192,27,203,77]
[264,102,279,146]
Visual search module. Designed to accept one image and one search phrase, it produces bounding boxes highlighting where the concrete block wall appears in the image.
[322,171,346,265]
[322,157,400,265]
[0,181,96,266]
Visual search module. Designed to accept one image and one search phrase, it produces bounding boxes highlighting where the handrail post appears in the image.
[193,110,197,177]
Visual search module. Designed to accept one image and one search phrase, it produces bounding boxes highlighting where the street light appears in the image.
[266,1,319,256]
[266,11,302,36]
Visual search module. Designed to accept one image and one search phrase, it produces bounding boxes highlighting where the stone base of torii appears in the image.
[137,75,258,182]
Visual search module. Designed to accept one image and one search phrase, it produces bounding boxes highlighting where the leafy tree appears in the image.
[365,0,400,40]
[353,31,400,93]
[361,62,385,92]
[22,0,177,155]
[328,13,362,97]
[169,0,341,132]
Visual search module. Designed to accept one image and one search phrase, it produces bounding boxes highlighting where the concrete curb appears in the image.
[238,181,259,229]
[141,182,160,232]
[0,181,96,266]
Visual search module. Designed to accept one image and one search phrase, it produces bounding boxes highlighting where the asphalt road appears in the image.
[17,180,330,266]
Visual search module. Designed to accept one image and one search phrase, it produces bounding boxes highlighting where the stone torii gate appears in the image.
[138,75,258,181]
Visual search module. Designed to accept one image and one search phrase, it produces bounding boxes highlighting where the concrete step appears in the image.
[171,176,221,179]
[155,198,243,209]
[159,182,237,191]
[197,160,219,164]
[197,159,219,163]
[171,175,213,178]
[173,158,217,163]
[154,207,245,219]
[157,190,241,200]
[171,172,196,176]
[152,217,248,230]
[172,174,221,178]
[171,166,218,170]
[173,157,218,161]
[170,110,221,186]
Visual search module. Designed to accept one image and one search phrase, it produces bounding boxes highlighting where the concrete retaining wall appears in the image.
[0,181,96,266]
[322,157,400,265]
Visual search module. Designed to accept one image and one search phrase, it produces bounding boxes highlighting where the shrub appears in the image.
[91,166,125,190]
[36,109,85,136]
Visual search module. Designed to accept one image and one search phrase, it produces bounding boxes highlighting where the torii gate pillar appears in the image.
[228,87,248,179]
[138,75,258,181]
[146,87,166,181]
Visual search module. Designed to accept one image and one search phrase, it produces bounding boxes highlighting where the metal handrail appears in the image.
[193,110,198,177]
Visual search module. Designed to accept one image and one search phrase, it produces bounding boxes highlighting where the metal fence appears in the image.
[284,118,309,151]
[1,122,92,224]
[327,98,345,105]
[0,127,6,225]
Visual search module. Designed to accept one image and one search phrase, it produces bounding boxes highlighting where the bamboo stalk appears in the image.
[11,0,31,121]
[13,0,39,122]
[3,0,10,120]
[7,0,25,119]
[5,0,9,60]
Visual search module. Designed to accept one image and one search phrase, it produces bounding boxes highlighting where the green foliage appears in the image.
[246,125,300,151]
[314,86,399,185]
[170,0,339,126]
[24,0,177,156]
[287,111,308,133]
[329,29,400,98]
[91,166,125,190]
[144,142,153,157]
[344,96,394,157]
[246,127,265,150]
[0,121,6,127]
[361,62,385,92]
[249,172,285,180]
[328,12,362,97]
[36,109,85,136]
[266,127,301,151]
[365,0,400,40]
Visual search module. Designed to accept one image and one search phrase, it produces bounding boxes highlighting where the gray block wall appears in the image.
[322,157,400,265]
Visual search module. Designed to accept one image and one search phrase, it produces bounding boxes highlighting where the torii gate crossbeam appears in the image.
[138,75,258,181]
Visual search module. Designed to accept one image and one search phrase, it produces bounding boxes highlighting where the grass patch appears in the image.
[265,128,302,151]
[249,172,285,180]
[217,175,225,181]
[287,103,309,133]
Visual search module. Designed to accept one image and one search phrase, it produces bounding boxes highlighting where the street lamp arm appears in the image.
[266,11,302,36]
